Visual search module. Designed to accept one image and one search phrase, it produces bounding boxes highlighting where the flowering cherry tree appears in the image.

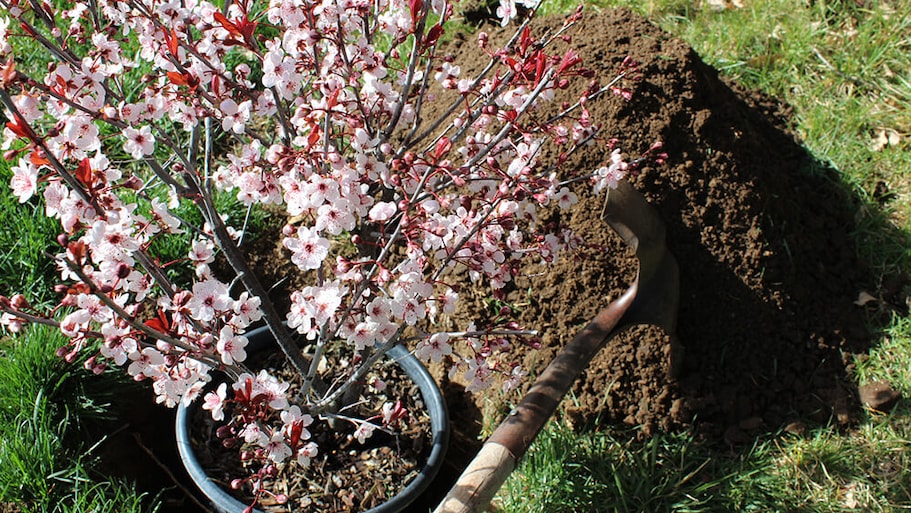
[0,0,648,507]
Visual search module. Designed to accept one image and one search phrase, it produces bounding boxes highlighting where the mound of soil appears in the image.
[437,7,875,446]
[105,8,884,513]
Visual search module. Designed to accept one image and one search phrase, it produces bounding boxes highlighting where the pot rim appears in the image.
[175,326,450,513]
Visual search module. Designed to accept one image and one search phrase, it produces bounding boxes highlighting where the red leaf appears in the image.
[75,157,93,187]
[166,71,188,86]
[519,26,531,54]
[326,88,340,109]
[5,113,35,141]
[237,14,258,43]
[167,28,179,56]
[144,310,171,334]
[28,150,50,167]
[307,126,321,147]
[213,11,243,38]
[408,0,422,27]
[424,23,444,49]
[18,22,37,38]
[434,136,451,160]
[534,51,546,86]
[556,49,581,75]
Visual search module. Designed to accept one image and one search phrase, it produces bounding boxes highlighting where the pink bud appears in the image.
[282,224,295,237]
[231,479,244,490]
[275,494,288,504]
[11,294,29,309]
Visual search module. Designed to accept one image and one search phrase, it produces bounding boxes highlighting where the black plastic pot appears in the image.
[175,326,449,513]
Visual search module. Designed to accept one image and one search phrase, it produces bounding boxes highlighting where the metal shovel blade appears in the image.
[434,179,679,513]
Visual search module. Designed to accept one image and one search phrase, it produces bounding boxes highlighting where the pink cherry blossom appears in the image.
[416,333,452,363]
[217,326,248,365]
[296,442,319,467]
[202,383,228,421]
[353,423,375,444]
[10,159,37,203]
[123,126,155,159]
[188,279,231,322]
[594,149,629,193]
[283,226,330,271]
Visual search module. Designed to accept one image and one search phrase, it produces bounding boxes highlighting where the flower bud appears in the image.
[11,294,29,309]
[336,257,351,273]
[231,479,244,490]
[282,223,296,237]
[351,234,362,245]
[57,234,69,247]
[275,494,288,504]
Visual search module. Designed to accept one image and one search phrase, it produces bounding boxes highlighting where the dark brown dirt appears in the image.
[436,7,876,446]
[102,7,891,513]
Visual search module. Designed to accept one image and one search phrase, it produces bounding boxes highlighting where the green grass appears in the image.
[500,413,911,512]
[0,326,156,513]
[0,165,63,307]
[500,0,911,511]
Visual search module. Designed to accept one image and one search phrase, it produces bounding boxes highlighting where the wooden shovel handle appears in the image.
[434,283,638,513]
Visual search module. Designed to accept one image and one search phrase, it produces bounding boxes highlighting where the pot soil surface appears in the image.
[101,8,895,512]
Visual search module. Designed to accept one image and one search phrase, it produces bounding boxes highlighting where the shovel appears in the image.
[434,179,680,513]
